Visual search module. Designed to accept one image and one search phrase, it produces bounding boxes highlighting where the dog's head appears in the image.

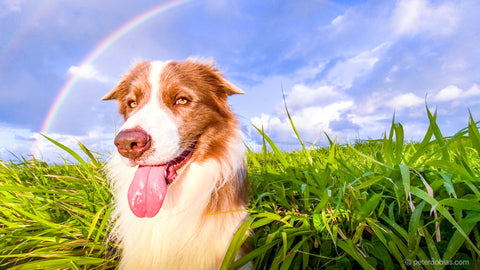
[103,59,243,217]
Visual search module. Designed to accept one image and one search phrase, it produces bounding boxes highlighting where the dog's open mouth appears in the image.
[127,143,196,218]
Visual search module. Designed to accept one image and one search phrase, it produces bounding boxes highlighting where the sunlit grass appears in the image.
[2,106,480,269]
[0,145,116,269]
[224,107,480,269]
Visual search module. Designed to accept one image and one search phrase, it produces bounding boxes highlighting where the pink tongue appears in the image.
[127,165,168,218]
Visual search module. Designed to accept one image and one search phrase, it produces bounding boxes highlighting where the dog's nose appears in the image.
[114,129,151,159]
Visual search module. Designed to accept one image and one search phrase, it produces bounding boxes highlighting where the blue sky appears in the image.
[1,0,479,162]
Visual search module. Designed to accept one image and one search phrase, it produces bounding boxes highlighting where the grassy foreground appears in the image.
[1,107,480,269]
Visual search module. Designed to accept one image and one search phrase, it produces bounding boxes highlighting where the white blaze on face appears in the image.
[118,61,181,166]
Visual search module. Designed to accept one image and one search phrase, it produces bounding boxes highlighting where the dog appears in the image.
[102,59,249,269]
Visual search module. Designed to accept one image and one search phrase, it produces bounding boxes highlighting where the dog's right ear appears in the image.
[102,61,149,101]
[102,88,117,101]
[101,81,125,101]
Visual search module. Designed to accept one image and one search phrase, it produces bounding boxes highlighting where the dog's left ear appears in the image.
[206,61,244,96]
[222,79,244,96]
[191,59,244,96]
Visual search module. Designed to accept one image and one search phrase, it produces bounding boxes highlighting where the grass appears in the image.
[0,147,116,269]
[1,106,480,269]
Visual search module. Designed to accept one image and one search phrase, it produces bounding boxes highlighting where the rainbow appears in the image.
[32,0,195,157]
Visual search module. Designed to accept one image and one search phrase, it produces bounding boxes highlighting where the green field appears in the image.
[1,107,479,269]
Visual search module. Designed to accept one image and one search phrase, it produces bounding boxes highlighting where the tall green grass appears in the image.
[224,107,480,270]
[2,107,480,269]
[0,139,117,269]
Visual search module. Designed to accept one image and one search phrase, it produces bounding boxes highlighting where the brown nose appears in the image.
[114,129,151,159]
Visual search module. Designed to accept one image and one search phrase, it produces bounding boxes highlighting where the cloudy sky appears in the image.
[1,0,479,162]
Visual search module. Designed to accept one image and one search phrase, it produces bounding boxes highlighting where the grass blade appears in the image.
[281,86,313,164]
[410,187,480,255]
[336,239,375,270]
[442,214,480,265]
[40,134,86,166]
[358,193,383,221]
[221,217,254,270]
[467,111,480,154]
[8,257,107,270]
[425,105,449,160]
[253,125,290,169]
[76,139,101,168]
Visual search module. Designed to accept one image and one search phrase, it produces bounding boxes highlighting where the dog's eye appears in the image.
[127,100,138,108]
[175,98,189,105]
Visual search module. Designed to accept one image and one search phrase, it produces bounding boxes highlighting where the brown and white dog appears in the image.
[102,59,249,269]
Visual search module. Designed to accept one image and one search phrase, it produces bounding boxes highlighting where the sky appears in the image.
[0,0,479,163]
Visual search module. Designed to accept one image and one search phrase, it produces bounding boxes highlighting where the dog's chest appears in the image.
[112,160,246,269]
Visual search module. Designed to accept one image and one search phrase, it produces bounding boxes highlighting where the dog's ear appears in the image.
[101,84,120,100]
[101,61,149,101]
[192,59,244,96]
[102,79,130,101]
[222,79,244,96]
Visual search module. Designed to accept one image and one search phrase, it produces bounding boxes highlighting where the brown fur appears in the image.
[158,60,248,214]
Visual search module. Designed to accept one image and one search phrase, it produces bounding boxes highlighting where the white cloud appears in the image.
[294,61,328,81]
[441,59,468,73]
[433,84,480,102]
[392,0,459,37]
[0,124,36,161]
[251,81,356,145]
[67,64,112,83]
[356,91,424,115]
[325,43,390,89]
[280,84,342,113]
[251,113,274,131]
[434,85,463,101]
[388,93,424,110]
[32,127,115,163]
[0,124,116,163]
[294,100,354,132]
[331,15,344,26]
[465,84,480,97]
[347,113,390,138]
[251,113,294,143]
